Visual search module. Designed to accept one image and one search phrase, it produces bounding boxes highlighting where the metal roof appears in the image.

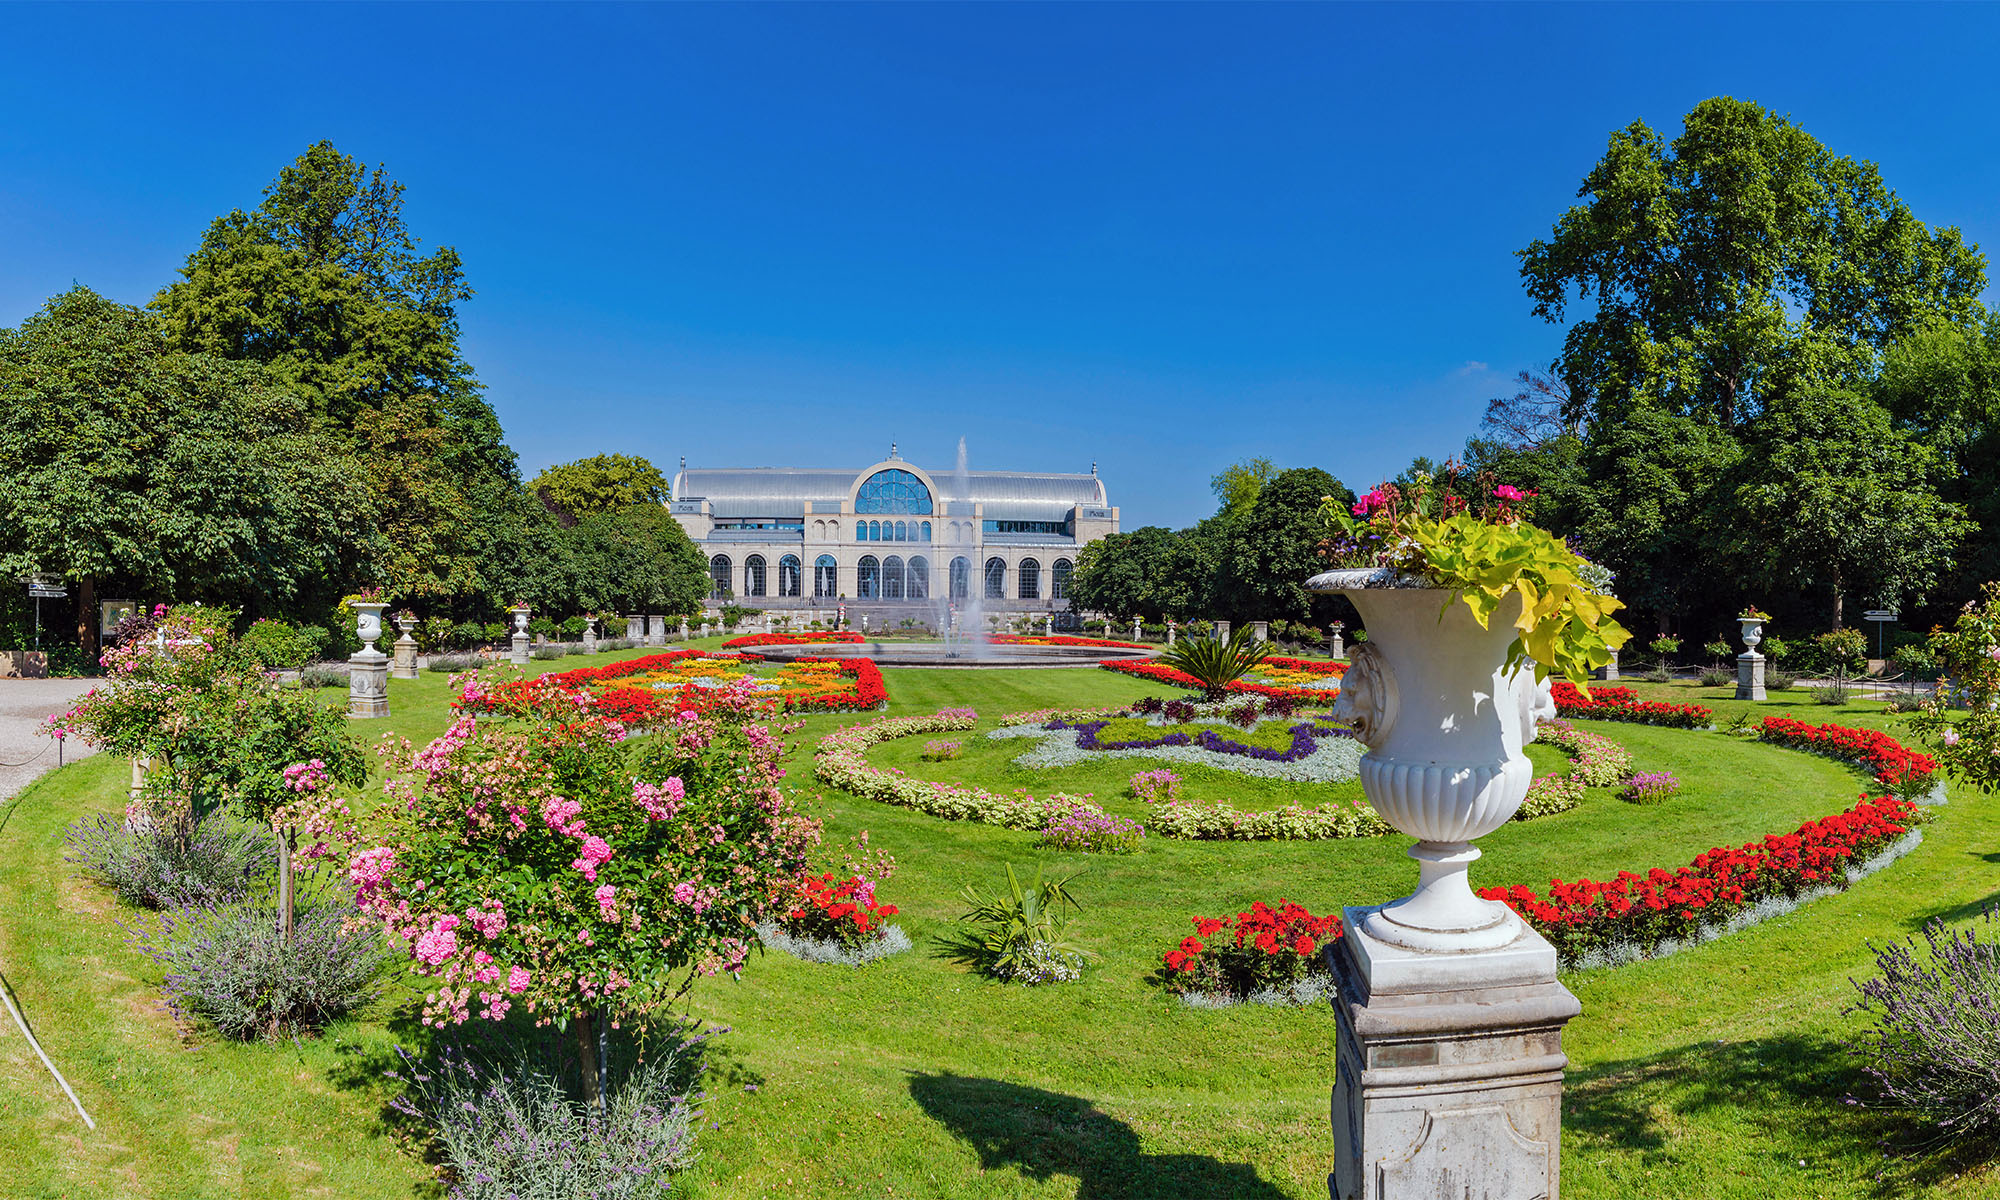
[673,466,1108,512]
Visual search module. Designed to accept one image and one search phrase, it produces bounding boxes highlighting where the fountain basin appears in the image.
[749,641,1156,669]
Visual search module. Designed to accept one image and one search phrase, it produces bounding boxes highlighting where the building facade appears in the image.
[668,453,1117,622]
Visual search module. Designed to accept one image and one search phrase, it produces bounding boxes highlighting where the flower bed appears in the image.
[1550,681,1711,728]
[722,631,865,649]
[469,651,887,722]
[1053,714,1354,764]
[991,711,1367,785]
[1756,716,1938,798]
[1483,795,1920,967]
[1099,657,1346,703]
[991,634,1149,650]
[1156,901,1342,1006]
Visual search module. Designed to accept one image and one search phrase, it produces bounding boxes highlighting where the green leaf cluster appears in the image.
[934,863,1093,983]
[1158,626,1271,699]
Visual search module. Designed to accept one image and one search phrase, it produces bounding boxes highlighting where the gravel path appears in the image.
[0,679,98,804]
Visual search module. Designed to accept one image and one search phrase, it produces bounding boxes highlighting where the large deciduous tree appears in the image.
[0,289,375,651]
[532,454,672,524]
[1220,467,1352,623]
[567,505,709,617]
[1520,97,1986,428]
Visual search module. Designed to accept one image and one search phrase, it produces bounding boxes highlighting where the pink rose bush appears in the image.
[354,675,821,1031]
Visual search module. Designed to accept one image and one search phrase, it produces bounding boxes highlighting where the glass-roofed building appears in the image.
[667,449,1118,620]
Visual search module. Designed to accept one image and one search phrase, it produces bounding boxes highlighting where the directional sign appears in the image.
[25,578,65,599]
[1863,610,1898,622]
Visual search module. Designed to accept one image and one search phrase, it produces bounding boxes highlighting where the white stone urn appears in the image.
[511,604,531,634]
[1739,617,1765,654]
[353,602,387,654]
[1307,567,1553,953]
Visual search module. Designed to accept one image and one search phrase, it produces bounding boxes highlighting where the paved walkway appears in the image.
[0,679,98,803]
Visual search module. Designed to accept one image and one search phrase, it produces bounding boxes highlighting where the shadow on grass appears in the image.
[1569,1032,1994,1197]
[908,1071,1288,1200]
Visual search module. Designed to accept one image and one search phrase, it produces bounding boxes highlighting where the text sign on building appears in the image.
[670,500,706,514]
[1863,610,1898,622]
[1077,507,1113,521]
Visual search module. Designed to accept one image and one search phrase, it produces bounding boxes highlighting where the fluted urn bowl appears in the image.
[353,602,387,654]
[1306,567,1553,952]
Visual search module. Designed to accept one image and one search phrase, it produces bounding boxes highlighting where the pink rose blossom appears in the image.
[507,966,531,994]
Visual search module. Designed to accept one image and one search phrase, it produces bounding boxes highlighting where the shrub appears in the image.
[530,645,567,660]
[65,810,274,908]
[428,652,485,673]
[1648,636,1682,668]
[1910,582,2000,792]
[297,623,332,663]
[1037,804,1144,854]
[1156,627,1270,700]
[920,739,963,762]
[1619,771,1680,804]
[417,615,455,653]
[1797,628,1868,677]
[1850,909,2000,1142]
[300,664,347,688]
[1811,677,1853,705]
[934,863,1092,985]
[483,622,508,643]
[529,617,558,640]
[1761,634,1791,664]
[1157,901,1340,1001]
[1891,643,1941,681]
[1130,768,1182,804]
[561,615,588,639]
[131,884,392,1039]
[240,618,314,670]
[1698,667,1733,688]
[449,620,487,651]
[1702,638,1733,664]
[1643,667,1672,684]
[1767,669,1799,690]
[390,1041,704,1198]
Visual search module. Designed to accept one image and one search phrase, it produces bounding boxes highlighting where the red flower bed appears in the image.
[1100,657,1346,703]
[1481,795,1918,962]
[779,872,900,950]
[1157,900,1343,997]
[1550,680,1711,728]
[465,650,887,722]
[991,634,1149,650]
[1757,716,1938,795]
[723,631,866,649]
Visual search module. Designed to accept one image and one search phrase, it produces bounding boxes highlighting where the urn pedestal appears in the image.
[627,614,645,643]
[1596,647,1619,681]
[349,602,391,718]
[1735,619,1766,701]
[645,616,666,647]
[509,605,532,666]
[1307,568,1579,1200]
[390,614,420,680]
[582,617,599,654]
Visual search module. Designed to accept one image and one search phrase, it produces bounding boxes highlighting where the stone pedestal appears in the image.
[1043,615,1054,637]
[509,633,530,666]
[1330,915,1579,1200]
[1131,617,1142,643]
[1251,620,1270,642]
[645,616,666,647]
[1595,649,1618,681]
[627,614,644,642]
[1736,652,1765,701]
[348,650,390,717]
[391,632,419,679]
[1330,632,1345,659]
[583,619,598,654]
[1166,622,1177,646]
[1214,619,1231,642]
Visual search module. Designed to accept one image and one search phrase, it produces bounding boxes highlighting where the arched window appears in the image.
[744,555,767,598]
[1052,558,1074,600]
[778,555,802,598]
[895,520,907,542]
[883,555,905,600]
[814,555,838,598]
[908,556,930,600]
[984,557,1006,600]
[709,555,732,600]
[856,521,868,541]
[1019,558,1041,600]
[857,555,881,600]
[950,557,971,600]
[921,521,932,541]
[866,520,879,541]
[854,468,934,514]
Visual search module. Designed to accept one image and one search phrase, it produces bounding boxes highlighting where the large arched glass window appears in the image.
[908,556,930,600]
[1018,558,1041,600]
[984,557,1006,600]
[778,555,802,598]
[883,555,905,600]
[744,555,767,598]
[857,555,881,600]
[854,468,934,514]
[950,557,971,600]
[1052,558,1074,600]
[709,555,732,600]
[814,555,838,598]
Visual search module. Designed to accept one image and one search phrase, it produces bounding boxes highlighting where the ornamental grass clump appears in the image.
[1849,909,2000,1145]
[1036,804,1143,854]
[390,1038,705,1199]
[130,881,393,1040]
[935,863,1093,985]
[1619,771,1680,804]
[65,809,274,909]
[1129,768,1182,804]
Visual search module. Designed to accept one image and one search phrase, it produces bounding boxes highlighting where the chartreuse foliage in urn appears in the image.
[1321,464,1630,685]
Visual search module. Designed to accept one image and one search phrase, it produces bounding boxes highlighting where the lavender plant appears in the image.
[66,810,274,909]
[1850,910,2000,1143]
[129,881,391,1040]
[1037,804,1144,854]
[1619,771,1681,804]
[390,1038,705,1199]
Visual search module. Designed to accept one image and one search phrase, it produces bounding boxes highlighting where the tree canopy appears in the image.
[531,454,672,524]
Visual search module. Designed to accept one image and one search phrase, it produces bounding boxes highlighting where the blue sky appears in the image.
[4,2,1997,528]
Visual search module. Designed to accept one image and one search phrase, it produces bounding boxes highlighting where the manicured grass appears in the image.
[2,655,1994,1198]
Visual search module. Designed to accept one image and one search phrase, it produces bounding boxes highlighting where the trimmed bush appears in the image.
[428,652,485,673]
[239,618,313,670]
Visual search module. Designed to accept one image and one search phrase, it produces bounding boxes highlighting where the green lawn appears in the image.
[3,652,1996,1199]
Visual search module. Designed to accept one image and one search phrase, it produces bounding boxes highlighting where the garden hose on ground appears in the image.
[1,968,95,1130]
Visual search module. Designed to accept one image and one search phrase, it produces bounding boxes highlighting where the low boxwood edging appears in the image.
[817,708,1637,842]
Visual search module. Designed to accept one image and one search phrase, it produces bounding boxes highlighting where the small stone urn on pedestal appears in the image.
[348,601,390,718]
[1306,567,1579,1200]
[509,604,532,666]
[582,615,599,654]
[390,611,420,680]
[1131,616,1142,643]
[1329,625,1345,659]
[1736,614,1768,701]
[1166,619,1177,646]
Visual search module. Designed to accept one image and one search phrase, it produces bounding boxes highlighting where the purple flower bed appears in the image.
[1047,718,1353,765]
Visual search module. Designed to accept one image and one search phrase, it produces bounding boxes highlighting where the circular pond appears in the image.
[750,640,1155,668]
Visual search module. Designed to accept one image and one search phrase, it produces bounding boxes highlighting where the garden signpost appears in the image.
[1865,610,1898,661]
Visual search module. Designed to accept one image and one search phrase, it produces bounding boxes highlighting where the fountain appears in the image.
[935,437,989,661]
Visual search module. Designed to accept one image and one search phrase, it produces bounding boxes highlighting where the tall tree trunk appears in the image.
[74,576,97,663]
[575,1010,601,1113]
[277,825,295,945]
[1832,567,1845,630]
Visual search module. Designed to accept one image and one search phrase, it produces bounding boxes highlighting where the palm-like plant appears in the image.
[934,863,1094,984]
[1158,625,1270,699]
